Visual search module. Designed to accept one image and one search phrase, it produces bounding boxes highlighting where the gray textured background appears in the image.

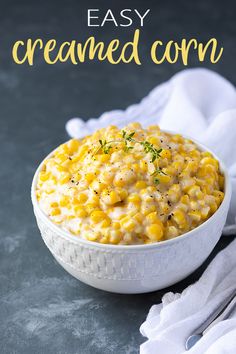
[0,1,235,353]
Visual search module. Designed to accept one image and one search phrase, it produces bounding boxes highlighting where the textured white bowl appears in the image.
[31,138,231,294]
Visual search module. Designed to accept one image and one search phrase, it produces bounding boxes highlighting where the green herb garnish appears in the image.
[151,168,167,185]
[94,129,167,186]
[99,139,112,154]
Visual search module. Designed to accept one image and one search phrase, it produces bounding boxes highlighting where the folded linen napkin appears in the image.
[140,238,236,354]
[66,68,236,233]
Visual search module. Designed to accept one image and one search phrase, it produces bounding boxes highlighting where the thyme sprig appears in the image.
[122,130,135,152]
[140,141,163,163]
[151,168,167,185]
[122,130,163,165]
[98,139,112,154]
[94,130,166,185]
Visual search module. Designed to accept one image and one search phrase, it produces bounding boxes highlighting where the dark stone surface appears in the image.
[0,0,235,353]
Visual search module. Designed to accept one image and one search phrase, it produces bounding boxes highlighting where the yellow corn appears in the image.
[112,222,121,229]
[74,206,88,218]
[90,210,107,223]
[76,193,88,203]
[146,224,163,241]
[37,123,223,245]
[39,172,50,182]
[160,149,171,159]
[146,212,159,224]
[188,210,201,222]
[122,219,136,232]
[140,160,148,172]
[109,231,122,244]
[128,194,141,204]
[133,212,144,223]
[51,208,61,216]
[68,139,80,154]
[85,172,97,183]
[100,218,112,227]
[98,154,110,163]
[172,209,186,226]
[135,181,147,189]
[158,174,171,184]
[58,173,70,185]
[59,196,70,207]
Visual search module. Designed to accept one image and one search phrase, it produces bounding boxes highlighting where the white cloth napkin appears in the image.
[66,68,236,353]
[140,238,236,354]
[66,68,236,233]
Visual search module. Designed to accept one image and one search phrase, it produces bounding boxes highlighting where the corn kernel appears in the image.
[86,232,100,241]
[112,222,121,229]
[142,205,156,216]
[100,236,109,244]
[187,185,201,198]
[133,212,144,223]
[188,211,201,222]
[160,149,171,159]
[100,218,111,227]
[118,214,127,220]
[74,206,88,218]
[55,153,68,163]
[68,139,80,154]
[90,210,107,223]
[201,206,210,219]
[57,143,70,155]
[213,190,224,202]
[148,136,159,145]
[85,172,96,183]
[58,162,70,172]
[122,219,136,232]
[146,212,159,224]
[77,193,88,203]
[51,208,61,216]
[140,160,148,172]
[102,171,114,183]
[168,184,181,202]
[201,157,218,168]
[39,172,50,182]
[132,163,140,173]
[59,196,70,207]
[120,216,130,226]
[118,189,128,200]
[58,173,70,185]
[172,209,186,225]
[180,195,189,204]
[158,174,171,184]
[146,224,163,241]
[209,202,218,214]
[165,226,178,239]
[98,154,110,163]
[219,175,224,190]
[128,194,141,204]
[109,190,121,205]
[45,188,54,194]
[109,231,122,244]
[89,195,100,207]
[135,181,147,189]
[113,178,126,187]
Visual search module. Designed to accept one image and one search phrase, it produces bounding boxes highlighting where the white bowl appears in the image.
[31,137,231,294]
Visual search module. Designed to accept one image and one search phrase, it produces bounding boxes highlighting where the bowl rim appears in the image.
[31,130,232,251]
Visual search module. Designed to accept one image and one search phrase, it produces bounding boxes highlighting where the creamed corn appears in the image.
[36,123,224,244]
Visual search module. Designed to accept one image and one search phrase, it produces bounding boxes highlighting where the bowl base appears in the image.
[55,256,195,294]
